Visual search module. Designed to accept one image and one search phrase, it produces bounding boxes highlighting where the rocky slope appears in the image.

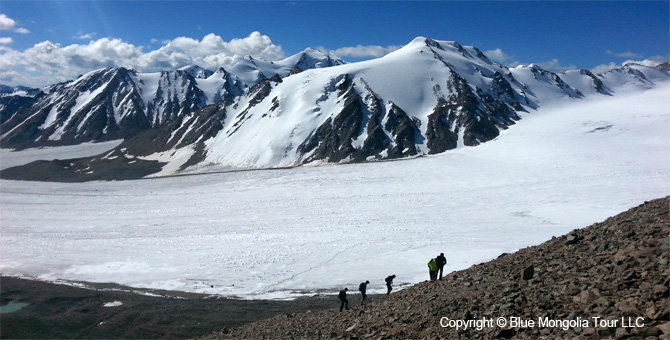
[0,276,338,339]
[198,197,669,339]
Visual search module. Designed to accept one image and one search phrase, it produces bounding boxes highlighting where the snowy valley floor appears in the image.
[0,84,668,301]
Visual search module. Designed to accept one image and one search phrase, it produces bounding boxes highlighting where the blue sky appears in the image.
[1,1,668,87]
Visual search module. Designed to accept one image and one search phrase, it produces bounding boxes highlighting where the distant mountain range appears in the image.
[0,48,343,149]
[1,37,668,181]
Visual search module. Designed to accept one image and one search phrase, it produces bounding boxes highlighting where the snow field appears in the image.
[0,83,668,299]
[0,140,123,170]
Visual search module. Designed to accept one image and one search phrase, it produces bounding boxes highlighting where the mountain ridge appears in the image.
[131,38,667,174]
[0,48,344,150]
[1,38,668,181]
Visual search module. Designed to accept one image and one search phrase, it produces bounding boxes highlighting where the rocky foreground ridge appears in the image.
[199,197,669,340]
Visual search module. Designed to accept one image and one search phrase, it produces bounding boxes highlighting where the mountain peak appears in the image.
[408,36,432,45]
[399,37,476,60]
[300,47,323,54]
[407,37,460,49]
[292,48,344,71]
[178,65,214,79]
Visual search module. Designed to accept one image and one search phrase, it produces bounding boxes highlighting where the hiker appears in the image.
[436,253,447,279]
[338,288,349,311]
[358,280,369,304]
[428,257,438,280]
[385,275,396,295]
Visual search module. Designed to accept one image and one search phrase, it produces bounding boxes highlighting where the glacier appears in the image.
[0,82,668,299]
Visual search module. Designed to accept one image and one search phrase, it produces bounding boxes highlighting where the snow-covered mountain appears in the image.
[114,38,668,177]
[225,48,344,85]
[1,37,667,181]
[0,85,41,97]
[0,48,343,149]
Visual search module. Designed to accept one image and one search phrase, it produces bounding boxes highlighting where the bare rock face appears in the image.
[197,197,670,339]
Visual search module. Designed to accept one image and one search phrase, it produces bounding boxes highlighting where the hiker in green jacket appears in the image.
[428,257,438,281]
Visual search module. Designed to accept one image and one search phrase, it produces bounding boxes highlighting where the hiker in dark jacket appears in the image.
[358,280,370,304]
[338,288,349,311]
[385,275,396,295]
[436,253,447,280]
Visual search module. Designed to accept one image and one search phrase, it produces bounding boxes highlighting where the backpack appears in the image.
[428,258,437,270]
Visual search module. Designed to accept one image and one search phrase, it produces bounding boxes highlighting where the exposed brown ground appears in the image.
[198,197,669,339]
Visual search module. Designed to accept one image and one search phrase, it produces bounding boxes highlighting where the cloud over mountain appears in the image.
[483,48,511,63]
[329,44,402,58]
[0,31,285,88]
[591,55,669,75]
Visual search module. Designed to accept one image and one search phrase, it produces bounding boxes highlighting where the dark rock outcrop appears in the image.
[298,77,423,164]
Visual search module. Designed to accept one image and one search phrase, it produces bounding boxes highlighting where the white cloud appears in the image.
[0,37,12,45]
[226,32,285,59]
[483,48,511,62]
[0,31,285,87]
[75,31,97,40]
[605,50,643,59]
[590,62,619,75]
[590,56,669,75]
[622,55,668,67]
[615,52,643,58]
[150,38,170,45]
[0,14,16,30]
[481,48,576,72]
[0,14,29,33]
[136,32,285,71]
[0,70,23,82]
[329,44,402,58]
[535,58,577,72]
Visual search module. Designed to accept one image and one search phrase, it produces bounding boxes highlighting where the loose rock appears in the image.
[197,197,670,340]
